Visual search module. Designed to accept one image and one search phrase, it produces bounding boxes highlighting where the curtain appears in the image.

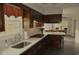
[3,4,22,17]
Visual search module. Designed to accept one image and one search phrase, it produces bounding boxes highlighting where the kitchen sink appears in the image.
[30,34,44,38]
[12,42,31,49]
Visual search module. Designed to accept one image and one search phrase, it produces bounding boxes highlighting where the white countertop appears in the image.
[0,32,65,55]
[0,35,47,55]
[44,32,65,35]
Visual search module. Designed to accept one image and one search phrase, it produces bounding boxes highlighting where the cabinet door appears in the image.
[30,10,43,27]
[0,4,5,32]
[44,14,62,23]
[45,35,63,48]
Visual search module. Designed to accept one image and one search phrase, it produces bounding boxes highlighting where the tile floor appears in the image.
[43,36,79,55]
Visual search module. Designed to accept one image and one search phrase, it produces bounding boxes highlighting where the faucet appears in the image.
[39,28,44,35]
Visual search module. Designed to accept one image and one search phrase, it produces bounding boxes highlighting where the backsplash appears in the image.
[24,28,42,39]
[0,28,41,47]
[0,32,23,48]
[0,27,41,48]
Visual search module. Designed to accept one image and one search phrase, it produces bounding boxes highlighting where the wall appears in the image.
[67,18,75,37]
[44,18,68,31]
[75,16,79,43]
[74,17,79,54]
[63,6,79,37]
[67,19,72,36]
[74,17,79,53]
[61,18,68,30]
[61,18,72,36]
[63,6,79,18]
[24,28,41,39]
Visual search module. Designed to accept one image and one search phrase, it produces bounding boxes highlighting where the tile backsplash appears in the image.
[0,27,41,48]
[24,28,41,39]
[0,27,41,47]
[0,32,23,48]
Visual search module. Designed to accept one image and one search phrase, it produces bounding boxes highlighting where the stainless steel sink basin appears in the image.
[30,34,44,38]
[12,42,31,49]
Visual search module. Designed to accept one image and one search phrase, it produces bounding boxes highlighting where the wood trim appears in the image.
[0,3,5,32]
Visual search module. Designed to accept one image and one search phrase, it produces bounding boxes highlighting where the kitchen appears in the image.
[0,3,79,55]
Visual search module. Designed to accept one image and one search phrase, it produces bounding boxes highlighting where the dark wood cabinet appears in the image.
[0,4,5,32]
[31,9,43,21]
[45,35,63,48]
[30,9,44,27]
[31,10,38,20]
[44,14,62,23]
[31,10,42,21]
[21,38,47,55]
[21,35,64,55]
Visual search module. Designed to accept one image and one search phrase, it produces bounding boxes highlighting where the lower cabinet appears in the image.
[21,35,64,55]
[45,35,63,48]
[21,38,47,55]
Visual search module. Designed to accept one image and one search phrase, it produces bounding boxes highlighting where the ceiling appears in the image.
[24,3,79,10]
[24,3,79,19]
[38,3,79,8]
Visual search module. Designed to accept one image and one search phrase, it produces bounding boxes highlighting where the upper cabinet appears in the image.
[32,10,43,22]
[0,4,5,32]
[44,14,62,23]
[31,9,44,27]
